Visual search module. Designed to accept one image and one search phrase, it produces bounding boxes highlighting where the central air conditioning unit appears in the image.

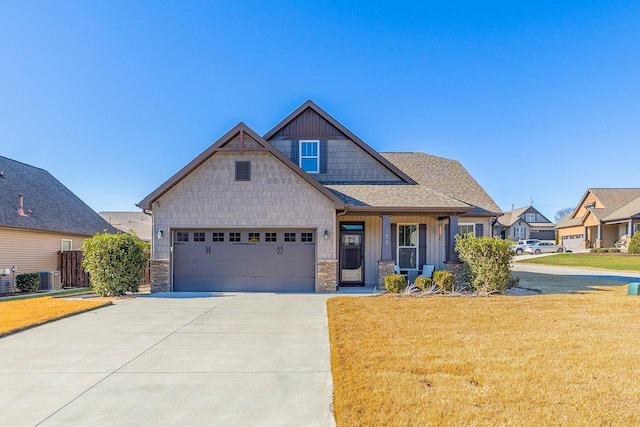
[39,271,63,291]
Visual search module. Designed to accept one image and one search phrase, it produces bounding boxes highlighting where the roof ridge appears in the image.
[0,155,48,172]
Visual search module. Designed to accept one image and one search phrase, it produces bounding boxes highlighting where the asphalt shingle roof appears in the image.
[99,211,152,241]
[325,152,501,213]
[588,188,640,221]
[0,156,117,236]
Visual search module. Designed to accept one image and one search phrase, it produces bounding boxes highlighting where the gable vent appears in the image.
[235,161,251,181]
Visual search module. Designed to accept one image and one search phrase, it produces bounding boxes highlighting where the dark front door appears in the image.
[339,223,364,285]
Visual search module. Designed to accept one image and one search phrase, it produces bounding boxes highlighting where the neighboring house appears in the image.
[99,211,152,241]
[556,188,640,252]
[138,100,502,293]
[0,156,117,275]
[495,205,555,241]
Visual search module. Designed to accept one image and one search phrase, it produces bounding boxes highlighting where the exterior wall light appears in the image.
[157,229,164,240]
[323,229,329,240]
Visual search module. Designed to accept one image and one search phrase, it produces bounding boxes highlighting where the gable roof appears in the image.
[558,188,640,228]
[0,156,117,236]
[496,205,553,227]
[137,122,345,210]
[263,100,417,185]
[99,211,152,241]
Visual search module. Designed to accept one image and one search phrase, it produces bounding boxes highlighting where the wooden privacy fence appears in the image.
[58,251,150,288]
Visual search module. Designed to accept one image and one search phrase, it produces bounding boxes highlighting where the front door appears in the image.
[339,223,364,285]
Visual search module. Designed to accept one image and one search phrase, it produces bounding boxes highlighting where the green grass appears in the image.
[516,253,640,272]
[0,287,94,302]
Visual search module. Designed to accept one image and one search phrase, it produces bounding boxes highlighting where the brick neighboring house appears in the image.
[495,205,555,241]
[138,100,502,293]
[0,156,117,278]
[556,188,640,252]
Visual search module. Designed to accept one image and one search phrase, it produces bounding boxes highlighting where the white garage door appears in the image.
[562,235,583,253]
[172,229,316,292]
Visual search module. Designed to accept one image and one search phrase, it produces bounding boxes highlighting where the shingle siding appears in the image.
[271,139,403,183]
[152,152,336,261]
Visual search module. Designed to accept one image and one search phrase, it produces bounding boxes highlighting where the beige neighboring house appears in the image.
[556,188,640,252]
[138,100,502,293]
[495,205,555,241]
[99,211,152,241]
[0,156,116,278]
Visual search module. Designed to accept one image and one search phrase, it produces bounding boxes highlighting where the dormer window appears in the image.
[525,213,536,222]
[299,140,319,173]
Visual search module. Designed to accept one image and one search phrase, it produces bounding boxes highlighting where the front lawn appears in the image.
[0,294,111,337]
[327,287,640,426]
[516,253,640,271]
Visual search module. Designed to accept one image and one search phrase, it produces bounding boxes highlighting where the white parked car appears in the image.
[513,239,540,255]
[525,242,566,255]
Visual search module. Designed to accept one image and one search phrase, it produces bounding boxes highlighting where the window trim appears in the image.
[525,213,536,223]
[61,239,72,252]
[458,223,476,236]
[514,226,526,238]
[397,223,418,270]
[299,140,319,173]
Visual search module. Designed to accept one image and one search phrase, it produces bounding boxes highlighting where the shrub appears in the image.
[413,276,433,291]
[455,235,513,293]
[82,232,149,297]
[507,275,520,289]
[590,248,598,253]
[597,248,608,253]
[608,248,621,253]
[384,274,407,293]
[433,270,455,292]
[16,273,40,293]
[628,232,640,254]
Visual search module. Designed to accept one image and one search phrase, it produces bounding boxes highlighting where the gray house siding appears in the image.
[271,139,403,183]
[151,151,336,291]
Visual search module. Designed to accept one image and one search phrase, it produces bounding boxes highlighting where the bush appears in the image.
[433,270,455,292]
[596,248,608,253]
[16,273,40,293]
[82,232,149,297]
[384,274,407,293]
[608,248,621,253]
[628,232,640,254]
[455,235,513,293]
[590,248,598,253]
[507,275,520,289]
[413,276,433,291]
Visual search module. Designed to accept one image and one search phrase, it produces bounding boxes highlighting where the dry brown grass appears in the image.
[0,296,111,336]
[328,286,640,426]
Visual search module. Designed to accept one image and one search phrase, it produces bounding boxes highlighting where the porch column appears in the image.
[584,226,589,249]
[378,215,395,288]
[447,215,460,263]
[597,224,602,240]
[630,220,635,237]
[381,215,392,261]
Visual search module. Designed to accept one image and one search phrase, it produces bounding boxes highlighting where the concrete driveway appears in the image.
[0,293,336,426]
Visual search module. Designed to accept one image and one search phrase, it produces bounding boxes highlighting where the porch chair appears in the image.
[419,264,435,278]
[394,265,408,280]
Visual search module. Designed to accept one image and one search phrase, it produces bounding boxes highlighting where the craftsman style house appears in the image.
[138,101,502,292]
[495,205,555,241]
[557,188,640,252]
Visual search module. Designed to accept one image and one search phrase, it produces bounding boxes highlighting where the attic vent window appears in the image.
[235,161,251,181]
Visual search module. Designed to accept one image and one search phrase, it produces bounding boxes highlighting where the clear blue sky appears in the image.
[2,1,639,220]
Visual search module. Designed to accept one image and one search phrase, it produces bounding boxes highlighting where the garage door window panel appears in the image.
[177,232,189,242]
[194,232,205,242]
[249,232,260,242]
[266,232,277,242]
[213,232,224,242]
[285,233,296,242]
[230,232,241,242]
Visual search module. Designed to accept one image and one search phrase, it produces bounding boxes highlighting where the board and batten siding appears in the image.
[339,215,492,286]
[0,228,86,273]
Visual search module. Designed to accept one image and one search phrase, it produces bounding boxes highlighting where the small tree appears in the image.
[82,232,149,296]
[455,234,514,294]
[628,232,640,254]
[554,207,574,222]
[384,274,407,293]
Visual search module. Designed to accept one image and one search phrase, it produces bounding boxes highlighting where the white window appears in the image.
[61,239,72,251]
[397,224,418,270]
[525,213,536,222]
[514,227,525,238]
[635,224,640,234]
[458,224,475,236]
[299,140,319,173]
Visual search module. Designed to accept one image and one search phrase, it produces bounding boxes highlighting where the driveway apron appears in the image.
[0,293,336,427]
